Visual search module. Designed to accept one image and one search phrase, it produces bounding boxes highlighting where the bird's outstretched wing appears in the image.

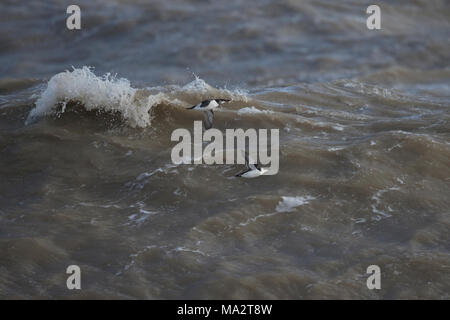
[203,110,214,130]
[187,103,198,109]
[244,151,257,170]
[201,100,212,107]
[188,99,211,109]
[236,150,258,177]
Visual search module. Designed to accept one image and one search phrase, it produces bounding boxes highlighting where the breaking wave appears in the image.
[26,66,248,128]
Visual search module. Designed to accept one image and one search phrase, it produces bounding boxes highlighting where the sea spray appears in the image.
[26,67,249,128]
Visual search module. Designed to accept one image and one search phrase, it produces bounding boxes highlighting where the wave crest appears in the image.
[26,66,248,128]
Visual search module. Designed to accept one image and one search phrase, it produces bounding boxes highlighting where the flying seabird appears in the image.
[235,152,269,178]
[187,99,230,130]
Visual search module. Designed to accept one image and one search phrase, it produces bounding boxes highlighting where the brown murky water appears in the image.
[0,0,449,299]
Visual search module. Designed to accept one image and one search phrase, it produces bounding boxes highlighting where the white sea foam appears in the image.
[371,186,400,218]
[126,201,156,226]
[237,106,273,115]
[27,66,153,127]
[328,146,345,152]
[238,195,315,227]
[26,67,248,128]
[180,76,249,102]
[275,196,315,213]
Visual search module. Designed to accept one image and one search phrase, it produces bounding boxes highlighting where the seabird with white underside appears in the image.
[187,99,230,130]
[235,152,269,178]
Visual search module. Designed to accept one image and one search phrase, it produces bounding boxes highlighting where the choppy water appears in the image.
[1,0,449,299]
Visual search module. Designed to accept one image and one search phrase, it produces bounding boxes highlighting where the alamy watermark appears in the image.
[366,5,381,30]
[171,121,280,175]
[366,265,381,290]
[65,4,380,31]
[66,5,81,30]
[66,265,81,290]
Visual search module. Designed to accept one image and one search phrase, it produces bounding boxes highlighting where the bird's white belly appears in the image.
[241,170,261,178]
[204,100,219,110]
